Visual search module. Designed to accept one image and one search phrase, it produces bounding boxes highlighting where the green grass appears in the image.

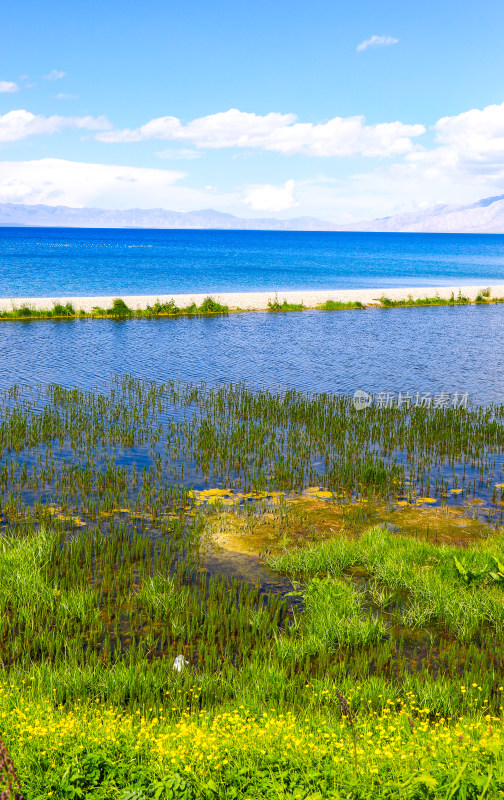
[267,294,305,312]
[377,290,470,307]
[2,290,504,321]
[2,377,504,795]
[318,299,365,310]
[0,301,77,319]
[270,525,504,640]
[0,296,229,321]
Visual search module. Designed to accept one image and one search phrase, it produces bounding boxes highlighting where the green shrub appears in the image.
[107,298,132,316]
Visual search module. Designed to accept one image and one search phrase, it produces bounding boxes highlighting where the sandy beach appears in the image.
[1,284,504,313]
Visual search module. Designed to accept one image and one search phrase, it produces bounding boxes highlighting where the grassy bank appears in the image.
[377,290,471,307]
[0,296,229,321]
[2,378,504,796]
[2,289,504,321]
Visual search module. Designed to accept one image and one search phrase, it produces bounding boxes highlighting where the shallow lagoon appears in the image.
[1,303,503,403]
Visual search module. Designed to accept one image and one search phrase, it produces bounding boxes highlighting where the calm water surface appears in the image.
[1,305,503,403]
[2,227,504,296]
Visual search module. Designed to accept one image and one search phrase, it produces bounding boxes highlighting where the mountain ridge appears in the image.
[1,194,504,232]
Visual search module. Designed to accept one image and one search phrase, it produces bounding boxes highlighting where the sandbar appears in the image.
[1,284,504,313]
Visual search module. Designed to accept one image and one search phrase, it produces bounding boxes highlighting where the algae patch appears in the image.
[203,496,500,557]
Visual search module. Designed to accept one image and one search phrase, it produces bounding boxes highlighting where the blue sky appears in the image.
[1,0,504,220]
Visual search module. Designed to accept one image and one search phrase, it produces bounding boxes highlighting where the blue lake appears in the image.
[1,227,504,296]
[1,226,503,403]
[1,304,503,404]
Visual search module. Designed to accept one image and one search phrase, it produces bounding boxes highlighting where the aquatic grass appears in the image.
[1,375,504,748]
[2,290,504,321]
[0,526,57,611]
[0,302,76,320]
[283,574,387,653]
[270,526,504,639]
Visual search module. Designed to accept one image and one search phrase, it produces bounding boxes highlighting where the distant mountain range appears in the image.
[0,203,331,231]
[1,194,504,232]
[337,194,504,234]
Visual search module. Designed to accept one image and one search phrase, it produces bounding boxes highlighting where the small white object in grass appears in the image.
[173,654,189,672]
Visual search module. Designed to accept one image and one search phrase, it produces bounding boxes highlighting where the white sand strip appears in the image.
[1,285,504,313]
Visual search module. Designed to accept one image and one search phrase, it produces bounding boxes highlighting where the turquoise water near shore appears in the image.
[1,227,504,297]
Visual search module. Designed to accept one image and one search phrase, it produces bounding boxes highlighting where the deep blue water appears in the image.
[1,305,503,404]
[1,227,504,296]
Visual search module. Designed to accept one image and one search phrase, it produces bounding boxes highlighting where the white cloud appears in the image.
[0,158,240,211]
[56,93,78,100]
[44,70,66,81]
[243,180,297,212]
[0,110,111,142]
[97,107,424,158]
[357,35,398,52]
[2,101,504,223]
[0,81,19,93]
[156,148,202,160]
[402,100,504,184]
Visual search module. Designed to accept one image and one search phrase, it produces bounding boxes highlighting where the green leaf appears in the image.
[493,556,504,573]
[454,556,467,577]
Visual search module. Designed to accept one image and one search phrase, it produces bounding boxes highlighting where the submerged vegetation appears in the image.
[1,376,504,796]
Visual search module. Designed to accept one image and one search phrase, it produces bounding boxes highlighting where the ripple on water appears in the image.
[0,305,503,402]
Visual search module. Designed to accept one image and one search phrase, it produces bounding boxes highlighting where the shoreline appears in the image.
[2,284,504,314]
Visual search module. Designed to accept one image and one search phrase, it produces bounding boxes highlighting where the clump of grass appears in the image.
[475,288,493,303]
[271,525,504,640]
[0,296,228,322]
[52,302,75,317]
[378,290,470,307]
[146,297,228,316]
[93,298,133,316]
[107,298,133,316]
[145,298,180,315]
[196,296,229,314]
[282,574,386,653]
[267,294,305,312]
[318,299,364,310]
[0,303,77,320]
